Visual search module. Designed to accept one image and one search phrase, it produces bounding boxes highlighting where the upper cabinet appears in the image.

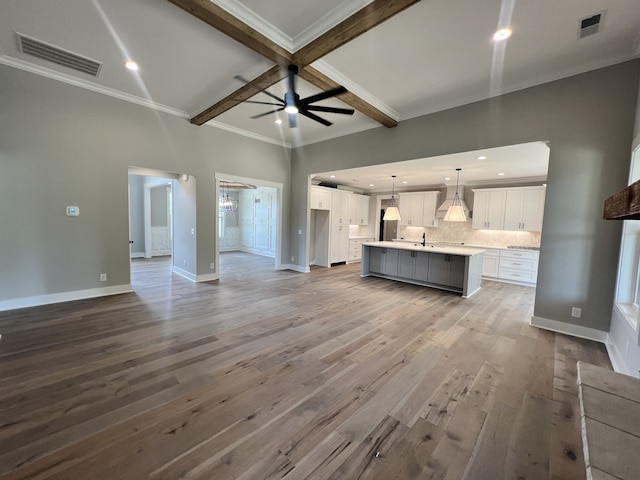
[310,186,331,210]
[399,193,424,226]
[472,189,506,230]
[331,189,351,226]
[422,192,441,227]
[349,194,370,226]
[503,186,546,232]
[399,191,441,227]
[472,186,546,232]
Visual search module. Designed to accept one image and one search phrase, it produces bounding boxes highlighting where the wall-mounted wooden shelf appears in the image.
[603,179,640,220]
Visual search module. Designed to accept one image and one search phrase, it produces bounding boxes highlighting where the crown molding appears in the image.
[0,55,189,118]
[293,0,374,50]
[311,59,399,121]
[205,120,291,148]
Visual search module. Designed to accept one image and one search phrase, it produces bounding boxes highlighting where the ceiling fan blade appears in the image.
[250,108,284,119]
[245,100,284,106]
[289,113,298,128]
[305,105,355,115]
[299,109,332,126]
[299,86,347,106]
[234,75,285,104]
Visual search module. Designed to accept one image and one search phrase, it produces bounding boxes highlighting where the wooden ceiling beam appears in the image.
[294,0,421,66]
[171,0,420,128]
[168,0,293,66]
[190,65,287,125]
[299,66,397,128]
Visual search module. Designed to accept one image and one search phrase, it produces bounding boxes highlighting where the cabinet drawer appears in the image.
[499,268,537,283]
[483,249,500,258]
[500,250,539,261]
[499,258,537,271]
[348,250,361,261]
[349,243,362,253]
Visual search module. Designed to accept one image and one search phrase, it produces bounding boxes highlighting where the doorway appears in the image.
[128,168,185,289]
[215,173,284,279]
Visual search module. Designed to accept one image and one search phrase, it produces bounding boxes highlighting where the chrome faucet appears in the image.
[421,232,426,246]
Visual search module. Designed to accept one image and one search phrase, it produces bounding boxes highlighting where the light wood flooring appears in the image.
[0,252,612,479]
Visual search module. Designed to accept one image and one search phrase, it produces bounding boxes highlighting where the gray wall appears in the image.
[0,64,290,303]
[128,174,145,256]
[291,60,640,333]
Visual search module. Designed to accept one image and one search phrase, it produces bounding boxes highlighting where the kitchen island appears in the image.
[361,241,484,297]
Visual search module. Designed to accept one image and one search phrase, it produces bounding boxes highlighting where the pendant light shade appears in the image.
[444,168,467,222]
[383,175,402,221]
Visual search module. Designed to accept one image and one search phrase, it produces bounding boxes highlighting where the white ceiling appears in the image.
[0,1,638,159]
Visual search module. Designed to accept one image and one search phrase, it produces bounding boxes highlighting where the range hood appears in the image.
[436,186,471,218]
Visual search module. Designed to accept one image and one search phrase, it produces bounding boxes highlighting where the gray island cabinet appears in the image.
[361,241,484,297]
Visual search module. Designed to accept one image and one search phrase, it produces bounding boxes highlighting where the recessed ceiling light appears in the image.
[497,172,505,176]
[476,155,487,160]
[445,177,451,181]
[402,181,408,184]
[330,175,336,178]
[275,118,282,125]
[493,28,512,41]
[369,184,374,187]
[125,60,139,71]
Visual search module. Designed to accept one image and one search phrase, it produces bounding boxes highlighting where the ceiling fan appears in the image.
[240,65,355,127]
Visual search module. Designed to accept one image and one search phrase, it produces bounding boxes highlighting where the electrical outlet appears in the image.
[100,273,107,281]
[210,262,215,270]
[571,307,582,318]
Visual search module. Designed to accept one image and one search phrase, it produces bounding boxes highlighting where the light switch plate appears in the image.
[66,206,79,216]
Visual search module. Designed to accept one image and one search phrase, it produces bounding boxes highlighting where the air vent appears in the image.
[17,33,102,76]
[579,12,604,38]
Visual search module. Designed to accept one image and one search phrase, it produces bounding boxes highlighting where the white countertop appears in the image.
[392,239,539,252]
[363,241,485,256]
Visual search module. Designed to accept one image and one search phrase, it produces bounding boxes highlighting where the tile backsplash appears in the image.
[399,221,541,248]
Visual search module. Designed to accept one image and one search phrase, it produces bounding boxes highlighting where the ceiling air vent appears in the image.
[579,12,604,38]
[17,33,102,76]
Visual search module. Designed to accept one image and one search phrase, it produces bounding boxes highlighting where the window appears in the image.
[615,145,640,330]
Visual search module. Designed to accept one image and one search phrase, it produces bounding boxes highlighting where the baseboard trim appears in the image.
[130,252,145,258]
[530,316,609,343]
[172,266,196,282]
[0,284,132,312]
[196,273,219,282]
[280,264,310,273]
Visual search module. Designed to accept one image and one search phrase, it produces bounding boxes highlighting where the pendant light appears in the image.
[444,168,467,222]
[383,175,402,221]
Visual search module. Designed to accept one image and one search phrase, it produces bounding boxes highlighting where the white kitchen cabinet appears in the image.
[503,186,545,232]
[331,190,351,226]
[348,237,374,263]
[349,194,370,225]
[399,193,424,226]
[481,249,500,277]
[472,189,507,230]
[330,225,349,264]
[498,249,539,285]
[422,191,441,227]
[310,186,331,210]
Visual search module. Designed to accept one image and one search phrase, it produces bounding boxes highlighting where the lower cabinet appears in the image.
[348,237,374,263]
[482,248,539,286]
[481,249,500,277]
[428,254,465,288]
[368,247,399,276]
[330,225,349,264]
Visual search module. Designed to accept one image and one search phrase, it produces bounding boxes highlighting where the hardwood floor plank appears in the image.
[0,254,613,479]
